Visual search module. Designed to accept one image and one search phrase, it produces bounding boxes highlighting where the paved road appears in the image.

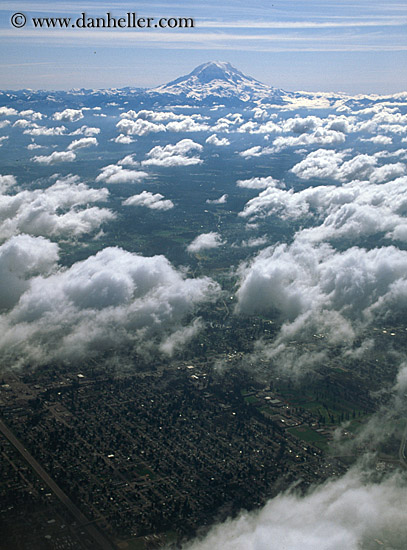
[399,423,407,469]
[0,419,116,550]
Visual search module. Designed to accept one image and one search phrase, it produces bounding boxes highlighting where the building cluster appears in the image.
[1,361,347,549]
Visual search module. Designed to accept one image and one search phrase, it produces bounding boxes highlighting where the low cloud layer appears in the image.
[0,238,220,368]
[235,239,407,375]
[67,137,98,151]
[116,109,210,136]
[236,176,284,190]
[0,174,17,193]
[236,241,407,321]
[0,176,114,241]
[123,191,174,211]
[142,139,203,167]
[182,468,407,550]
[206,193,228,204]
[96,164,149,184]
[24,124,67,136]
[0,234,58,310]
[291,149,406,184]
[53,108,84,122]
[240,156,407,244]
[206,134,230,146]
[32,151,76,164]
[187,232,224,253]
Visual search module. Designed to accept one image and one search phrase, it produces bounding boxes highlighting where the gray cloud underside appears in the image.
[235,239,407,376]
[0,237,220,369]
[182,467,407,550]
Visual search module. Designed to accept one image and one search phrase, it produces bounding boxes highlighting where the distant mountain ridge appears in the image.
[0,61,287,108]
[2,62,402,111]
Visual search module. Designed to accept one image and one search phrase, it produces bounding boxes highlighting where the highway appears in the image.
[0,419,116,550]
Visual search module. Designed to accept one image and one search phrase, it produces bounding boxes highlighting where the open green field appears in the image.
[244,395,259,404]
[274,381,368,426]
[288,426,329,451]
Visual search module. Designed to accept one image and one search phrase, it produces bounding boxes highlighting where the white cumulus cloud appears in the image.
[32,151,76,164]
[123,191,174,211]
[206,134,230,146]
[206,194,228,204]
[187,232,224,253]
[52,108,84,122]
[237,176,284,190]
[67,137,98,151]
[142,139,203,167]
[0,176,114,241]
[0,241,220,368]
[24,124,67,136]
[96,165,149,184]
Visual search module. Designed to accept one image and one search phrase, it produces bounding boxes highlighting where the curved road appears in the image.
[399,423,407,469]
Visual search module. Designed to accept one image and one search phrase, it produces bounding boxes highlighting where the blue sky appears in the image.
[0,0,406,93]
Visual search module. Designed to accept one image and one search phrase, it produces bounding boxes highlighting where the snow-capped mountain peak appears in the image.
[170,61,260,86]
[150,61,282,103]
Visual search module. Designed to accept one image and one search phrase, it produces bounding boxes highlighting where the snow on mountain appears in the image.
[150,61,285,104]
[3,62,401,110]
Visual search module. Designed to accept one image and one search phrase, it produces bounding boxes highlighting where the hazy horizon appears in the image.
[0,0,406,94]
